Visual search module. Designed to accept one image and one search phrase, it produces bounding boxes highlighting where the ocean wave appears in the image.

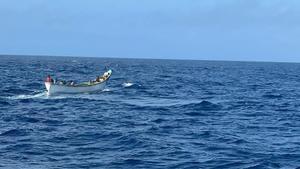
[175,100,222,111]
[121,97,222,113]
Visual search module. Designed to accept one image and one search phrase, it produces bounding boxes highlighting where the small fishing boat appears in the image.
[45,70,112,95]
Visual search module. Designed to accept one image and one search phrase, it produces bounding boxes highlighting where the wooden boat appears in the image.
[45,70,112,95]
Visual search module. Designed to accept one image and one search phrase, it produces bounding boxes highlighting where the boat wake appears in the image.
[4,80,137,101]
[7,91,47,100]
[4,80,133,101]
[5,88,114,101]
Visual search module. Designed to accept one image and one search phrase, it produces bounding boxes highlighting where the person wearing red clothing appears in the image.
[45,75,54,83]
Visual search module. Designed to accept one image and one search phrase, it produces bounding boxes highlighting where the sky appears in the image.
[0,0,299,62]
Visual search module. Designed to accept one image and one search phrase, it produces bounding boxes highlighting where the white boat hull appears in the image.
[45,69,112,95]
[45,81,107,95]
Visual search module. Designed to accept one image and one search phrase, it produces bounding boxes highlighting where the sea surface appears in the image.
[1,55,300,169]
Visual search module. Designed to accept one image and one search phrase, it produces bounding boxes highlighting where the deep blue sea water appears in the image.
[1,55,300,169]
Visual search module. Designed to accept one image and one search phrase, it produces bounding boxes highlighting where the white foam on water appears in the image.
[42,90,115,101]
[122,82,134,87]
[5,88,117,101]
[102,88,111,92]
[7,91,47,100]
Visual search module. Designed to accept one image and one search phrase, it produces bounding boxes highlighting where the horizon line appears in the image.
[0,54,299,64]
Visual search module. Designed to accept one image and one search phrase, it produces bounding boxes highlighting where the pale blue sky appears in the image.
[0,0,299,62]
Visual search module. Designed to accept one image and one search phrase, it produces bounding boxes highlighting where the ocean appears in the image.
[1,55,300,168]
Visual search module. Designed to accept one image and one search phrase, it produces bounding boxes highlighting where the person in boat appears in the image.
[97,76,106,82]
[95,76,100,82]
[96,76,103,82]
[53,78,57,84]
[45,75,54,83]
[57,80,66,85]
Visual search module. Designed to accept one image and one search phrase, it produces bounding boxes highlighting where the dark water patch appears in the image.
[206,81,225,86]
[41,119,62,125]
[2,88,32,95]
[230,138,250,145]
[198,130,212,137]
[158,74,173,80]
[275,108,296,112]
[262,93,283,99]
[20,116,40,123]
[120,158,144,166]
[0,129,31,137]
[152,118,167,124]
[1,115,13,122]
[26,82,42,88]
[19,98,34,103]
[48,136,70,144]
[38,127,57,132]
[248,84,262,90]
[0,99,11,106]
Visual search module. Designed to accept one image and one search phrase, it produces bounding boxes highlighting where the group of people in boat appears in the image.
[45,75,75,86]
[45,73,110,86]
[88,73,110,85]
